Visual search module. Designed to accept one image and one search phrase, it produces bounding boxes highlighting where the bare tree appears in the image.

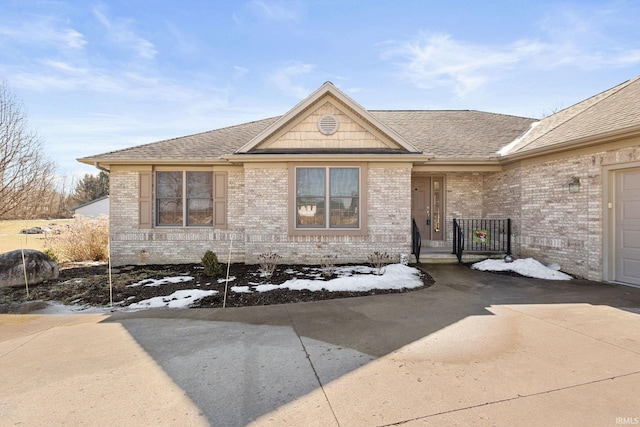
[0,81,56,219]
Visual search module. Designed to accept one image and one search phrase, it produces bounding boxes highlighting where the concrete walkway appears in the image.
[1,264,640,426]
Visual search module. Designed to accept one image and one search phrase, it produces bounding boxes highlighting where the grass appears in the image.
[0,219,72,254]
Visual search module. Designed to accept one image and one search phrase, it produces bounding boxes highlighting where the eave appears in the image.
[500,124,640,164]
[222,153,432,165]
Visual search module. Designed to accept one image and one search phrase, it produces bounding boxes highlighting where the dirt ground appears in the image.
[0,262,434,313]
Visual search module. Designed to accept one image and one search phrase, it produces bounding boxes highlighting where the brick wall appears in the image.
[482,141,640,281]
[243,163,412,264]
[108,168,245,266]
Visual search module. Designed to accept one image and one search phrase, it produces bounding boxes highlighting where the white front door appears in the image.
[615,168,640,285]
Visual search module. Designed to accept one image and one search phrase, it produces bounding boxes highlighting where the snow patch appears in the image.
[128,289,217,309]
[127,276,194,287]
[472,258,572,280]
[254,264,423,293]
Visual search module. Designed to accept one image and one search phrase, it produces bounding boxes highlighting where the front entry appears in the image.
[411,177,444,241]
[614,167,640,285]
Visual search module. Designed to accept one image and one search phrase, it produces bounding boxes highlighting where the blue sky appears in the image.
[1,0,639,179]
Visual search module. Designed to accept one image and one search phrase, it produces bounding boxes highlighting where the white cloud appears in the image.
[268,62,315,98]
[0,16,86,50]
[248,0,301,21]
[387,33,544,96]
[387,4,640,97]
[92,6,157,60]
[388,31,640,97]
[233,66,249,80]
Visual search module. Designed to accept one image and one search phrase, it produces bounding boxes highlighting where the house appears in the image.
[78,77,640,286]
[70,195,110,218]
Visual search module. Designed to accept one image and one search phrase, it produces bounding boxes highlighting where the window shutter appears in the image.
[139,171,152,229]
[214,171,227,229]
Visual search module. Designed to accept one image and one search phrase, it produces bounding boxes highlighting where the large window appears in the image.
[156,171,214,226]
[296,167,359,229]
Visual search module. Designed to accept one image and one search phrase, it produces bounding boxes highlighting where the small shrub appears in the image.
[258,252,281,279]
[42,248,59,263]
[201,250,223,277]
[320,254,337,279]
[44,215,109,262]
[367,251,392,276]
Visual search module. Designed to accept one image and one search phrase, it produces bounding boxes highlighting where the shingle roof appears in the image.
[504,76,640,156]
[370,110,535,158]
[79,117,280,162]
[78,110,535,164]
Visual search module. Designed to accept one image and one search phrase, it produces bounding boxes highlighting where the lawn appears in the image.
[0,219,72,254]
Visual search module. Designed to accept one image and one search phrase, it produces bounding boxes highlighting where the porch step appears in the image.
[416,252,506,264]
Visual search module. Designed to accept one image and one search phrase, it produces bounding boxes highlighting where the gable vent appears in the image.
[318,114,339,135]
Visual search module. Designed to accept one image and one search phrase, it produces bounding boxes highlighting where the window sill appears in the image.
[289,227,367,237]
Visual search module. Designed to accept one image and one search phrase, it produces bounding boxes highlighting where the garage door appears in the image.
[615,168,640,286]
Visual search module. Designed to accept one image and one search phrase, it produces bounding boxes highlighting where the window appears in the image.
[296,167,360,229]
[156,171,214,226]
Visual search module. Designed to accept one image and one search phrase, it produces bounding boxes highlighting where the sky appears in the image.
[1,0,640,180]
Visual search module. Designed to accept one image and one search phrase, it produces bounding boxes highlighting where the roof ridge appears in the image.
[370,109,535,120]
[509,76,639,153]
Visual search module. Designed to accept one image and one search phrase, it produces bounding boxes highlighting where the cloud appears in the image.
[248,0,301,21]
[268,62,315,98]
[0,16,86,51]
[386,4,640,97]
[92,6,157,59]
[388,31,640,96]
[233,66,249,80]
[386,33,545,96]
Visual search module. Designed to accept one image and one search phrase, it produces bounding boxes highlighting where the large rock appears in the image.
[0,249,59,288]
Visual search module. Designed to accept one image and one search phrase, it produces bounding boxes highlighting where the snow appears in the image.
[127,276,194,287]
[128,289,218,309]
[251,264,423,293]
[472,258,573,280]
[26,258,574,314]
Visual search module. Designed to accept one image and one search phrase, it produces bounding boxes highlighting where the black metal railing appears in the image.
[411,218,421,263]
[452,218,511,263]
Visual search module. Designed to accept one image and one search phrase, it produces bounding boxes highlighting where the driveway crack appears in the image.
[379,371,640,426]
[284,305,341,426]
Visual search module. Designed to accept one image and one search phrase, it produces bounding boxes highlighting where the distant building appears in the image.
[71,195,109,219]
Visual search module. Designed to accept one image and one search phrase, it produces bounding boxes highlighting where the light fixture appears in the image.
[568,176,581,193]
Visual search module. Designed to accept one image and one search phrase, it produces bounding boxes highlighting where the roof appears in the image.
[78,77,640,168]
[502,76,640,157]
[70,195,109,211]
[78,110,534,166]
[237,82,422,154]
[370,110,534,159]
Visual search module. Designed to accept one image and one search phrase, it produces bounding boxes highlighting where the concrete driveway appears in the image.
[1,264,640,426]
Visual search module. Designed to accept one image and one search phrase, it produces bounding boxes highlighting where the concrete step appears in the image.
[416,252,506,264]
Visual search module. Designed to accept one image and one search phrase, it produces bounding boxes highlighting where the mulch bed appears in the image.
[0,262,434,313]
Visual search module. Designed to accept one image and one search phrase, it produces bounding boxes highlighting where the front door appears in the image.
[615,168,640,285]
[411,177,444,241]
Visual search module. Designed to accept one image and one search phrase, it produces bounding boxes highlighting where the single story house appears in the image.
[71,195,110,219]
[79,77,640,286]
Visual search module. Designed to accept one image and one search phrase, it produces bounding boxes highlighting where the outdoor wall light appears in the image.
[568,176,581,193]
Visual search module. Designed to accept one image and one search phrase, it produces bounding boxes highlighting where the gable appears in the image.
[251,98,406,152]
[236,82,421,154]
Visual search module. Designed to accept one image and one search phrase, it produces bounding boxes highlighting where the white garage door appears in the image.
[615,168,640,286]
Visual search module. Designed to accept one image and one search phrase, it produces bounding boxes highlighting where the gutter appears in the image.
[500,125,640,163]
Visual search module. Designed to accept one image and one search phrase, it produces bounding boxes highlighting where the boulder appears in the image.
[0,249,59,288]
